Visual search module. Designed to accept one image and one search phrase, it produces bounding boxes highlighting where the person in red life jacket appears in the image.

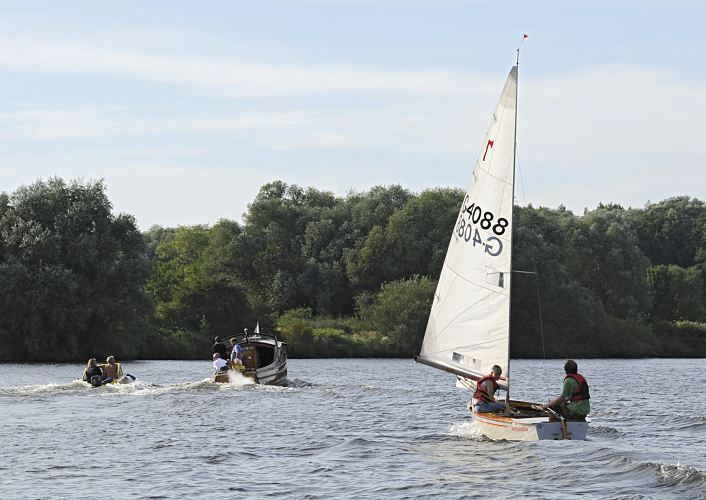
[471,365,508,413]
[542,359,591,420]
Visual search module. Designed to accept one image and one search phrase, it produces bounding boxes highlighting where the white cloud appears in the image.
[1,32,705,221]
[0,36,495,98]
[518,65,706,211]
[0,108,330,141]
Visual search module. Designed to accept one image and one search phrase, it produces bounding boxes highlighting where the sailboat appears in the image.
[415,53,589,441]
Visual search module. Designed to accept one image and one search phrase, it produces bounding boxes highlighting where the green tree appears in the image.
[356,276,436,356]
[277,308,315,357]
[565,204,649,319]
[146,222,254,340]
[646,265,705,321]
[510,205,613,357]
[347,188,461,292]
[236,181,338,313]
[633,196,706,268]
[0,178,150,361]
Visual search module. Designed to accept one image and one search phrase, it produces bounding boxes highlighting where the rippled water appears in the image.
[1,358,704,499]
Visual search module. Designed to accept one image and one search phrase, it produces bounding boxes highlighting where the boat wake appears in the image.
[0,380,88,397]
[284,378,314,388]
[641,461,706,487]
[588,424,622,438]
[584,446,706,492]
[218,371,258,386]
[448,420,486,441]
[0,375,300,398]
[0,379,147,396]
[144,378,290,394]
[672,414,706,430]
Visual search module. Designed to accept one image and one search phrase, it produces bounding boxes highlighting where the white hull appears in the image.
[472,411,589,441]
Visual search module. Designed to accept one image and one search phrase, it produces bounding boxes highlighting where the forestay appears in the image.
[417,66,518,391]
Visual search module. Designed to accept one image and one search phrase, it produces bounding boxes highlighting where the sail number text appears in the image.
[456,196,508,257]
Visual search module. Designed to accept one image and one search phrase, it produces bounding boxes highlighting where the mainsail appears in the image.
[417,65,518,392]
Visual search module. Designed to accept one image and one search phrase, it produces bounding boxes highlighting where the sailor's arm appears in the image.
[542,395,567,409]
[478,381,496,401]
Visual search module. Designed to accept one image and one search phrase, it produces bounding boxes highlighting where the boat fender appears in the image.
[564,373,590,401]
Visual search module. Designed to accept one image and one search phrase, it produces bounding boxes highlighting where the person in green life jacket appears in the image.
[542,359,590,420]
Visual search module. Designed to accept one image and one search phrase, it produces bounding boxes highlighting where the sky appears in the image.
[1,0,705,229]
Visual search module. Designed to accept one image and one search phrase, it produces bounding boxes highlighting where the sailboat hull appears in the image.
[471,410,589,441]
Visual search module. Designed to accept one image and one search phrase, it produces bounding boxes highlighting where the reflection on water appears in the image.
[1,358,704,499]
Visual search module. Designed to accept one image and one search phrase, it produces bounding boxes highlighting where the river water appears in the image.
[1,358,704,499]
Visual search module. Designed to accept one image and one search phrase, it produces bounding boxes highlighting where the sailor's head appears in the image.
[87,358,97,367]
[564,359,578,375]
[491,365,502,377]
[213,353,221,360]
[106,356,115,364]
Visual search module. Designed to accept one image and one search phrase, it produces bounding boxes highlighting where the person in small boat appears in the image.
[213,336,228,361]
[102,356,123,381]
[212,353,228,374]
[101,356,137,382]
[82,358,106,387]
[542,359,590,420]
[472,365,507,413]
[230,343,243,366]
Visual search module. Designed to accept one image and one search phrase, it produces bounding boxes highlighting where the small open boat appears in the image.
[415,48,589,441]
[213,327,288,385]
[83,362,136,387]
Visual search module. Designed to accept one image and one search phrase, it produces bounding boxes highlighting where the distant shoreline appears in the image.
[3,354,706,363]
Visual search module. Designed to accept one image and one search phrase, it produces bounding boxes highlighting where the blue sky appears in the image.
[1,1,705,228]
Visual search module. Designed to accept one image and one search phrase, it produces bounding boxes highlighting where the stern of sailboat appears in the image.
[468,399,589,440]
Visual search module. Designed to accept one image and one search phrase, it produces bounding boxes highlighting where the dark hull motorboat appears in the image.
[214,331,287,385]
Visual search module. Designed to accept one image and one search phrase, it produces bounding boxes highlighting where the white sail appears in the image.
[418,66,517,390]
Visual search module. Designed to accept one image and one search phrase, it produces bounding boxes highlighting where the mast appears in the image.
[506,49,520,403]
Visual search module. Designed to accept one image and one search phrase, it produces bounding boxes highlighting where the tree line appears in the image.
[1,177,705,362]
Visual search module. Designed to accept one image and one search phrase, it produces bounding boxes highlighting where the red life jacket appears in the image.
[473,375,499,402]
[564,373,590,401]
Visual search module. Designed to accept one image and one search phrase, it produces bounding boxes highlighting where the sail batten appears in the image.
[419,65,517,390]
